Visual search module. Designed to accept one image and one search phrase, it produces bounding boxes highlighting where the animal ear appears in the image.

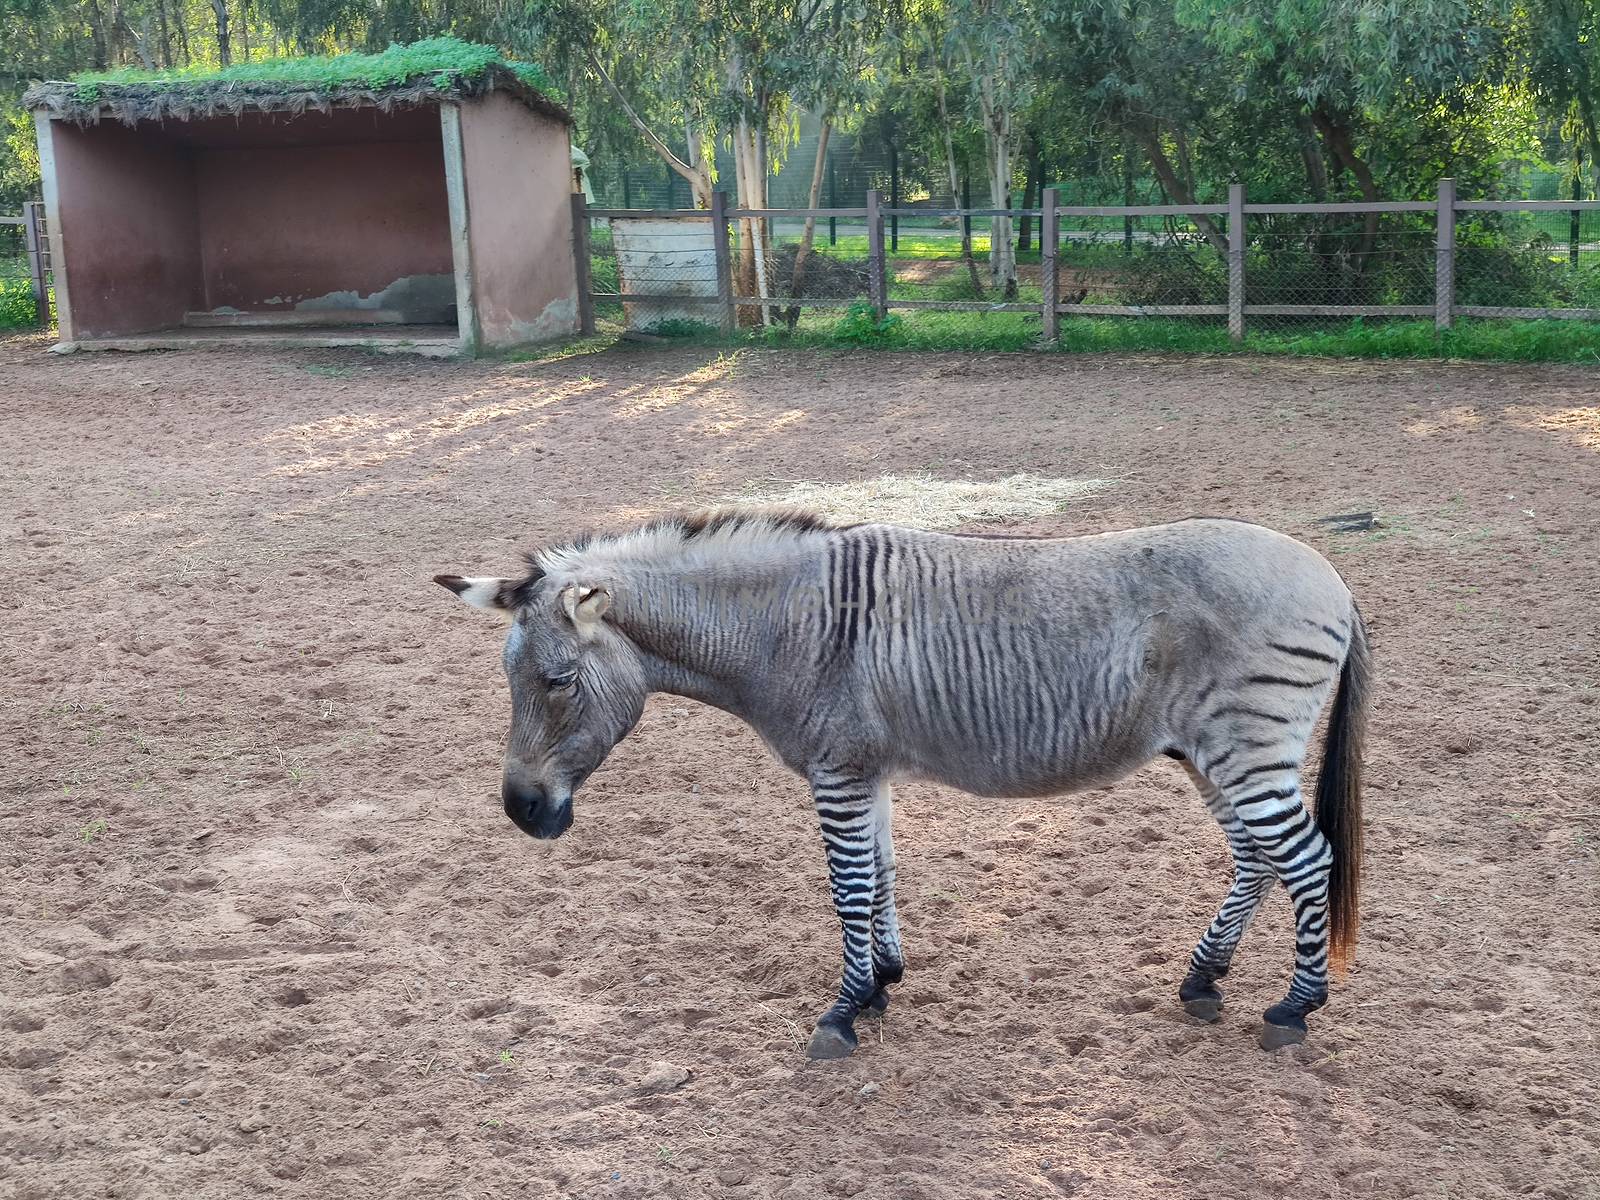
[434,574,516,611]
[560,583,612,635]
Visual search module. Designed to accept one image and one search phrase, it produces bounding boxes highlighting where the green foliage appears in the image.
[0,100,40,210]
[0,263,42,328]
[832,300,903,344]
[588,253,619,293]
[67,37,556,99]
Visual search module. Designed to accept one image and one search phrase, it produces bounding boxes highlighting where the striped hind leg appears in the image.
[1222,764,1335,1048]
[863,781,904,1015]
[1179,763,1277,1022]
[804,768,882,1059]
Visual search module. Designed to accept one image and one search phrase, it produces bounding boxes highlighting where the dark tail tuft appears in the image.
[1315,608,1369,974]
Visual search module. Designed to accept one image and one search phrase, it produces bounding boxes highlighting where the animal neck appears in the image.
[604,544,821,716]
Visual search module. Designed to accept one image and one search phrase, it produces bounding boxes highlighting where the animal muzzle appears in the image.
[502,779,573,840]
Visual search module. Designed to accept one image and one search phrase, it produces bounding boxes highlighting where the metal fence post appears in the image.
[1436,177,1456,332]
[889,142,900,253]
[866,188,888,321]
[1041,186,1059,344]
[23,201,49,326]
[710,190,735,336]
[1228,182,1245,343]
[569,193,595,337]
[828,159,838,246]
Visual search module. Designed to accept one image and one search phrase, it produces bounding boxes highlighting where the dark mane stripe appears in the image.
[505,505,844,605]
[679,505,842,539]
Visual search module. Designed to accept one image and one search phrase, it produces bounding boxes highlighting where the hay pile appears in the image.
[728,473,1114,529]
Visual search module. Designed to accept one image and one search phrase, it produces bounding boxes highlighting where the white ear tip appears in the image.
[460,579,504,609]
[436,575,510,611]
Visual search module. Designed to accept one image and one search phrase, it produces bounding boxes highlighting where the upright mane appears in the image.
[510,505,844,600]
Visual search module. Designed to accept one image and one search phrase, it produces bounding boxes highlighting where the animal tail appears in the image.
[1315,607,1369,975]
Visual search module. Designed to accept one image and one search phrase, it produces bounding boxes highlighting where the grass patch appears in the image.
[1256,317,1600,363]
[66,37,554,100]
[757,312,1600,362]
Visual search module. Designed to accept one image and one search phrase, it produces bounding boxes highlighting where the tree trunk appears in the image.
[685,114,708,199]
[732,117,770,326]
[786,115,832,330]
[212,0,230,66]
[752,117,772,324]
[86,0,108,69]
[936,70,983,298]
[1311,106,1380,282]
[977,73,1017,299]
[1576,94,1600,196]
[1018,136,1041,254]
[156,0,172,67]
[587,50,712,207]
[174,0,189,64]
[1295,111,1329,201]
[1126,117,1229,257]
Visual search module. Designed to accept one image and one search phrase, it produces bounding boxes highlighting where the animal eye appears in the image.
[545,669,578,691]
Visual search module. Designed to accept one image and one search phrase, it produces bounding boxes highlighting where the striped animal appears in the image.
[436,509,1369,1058]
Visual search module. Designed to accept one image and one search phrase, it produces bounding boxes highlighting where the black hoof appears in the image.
[863,988,890,1016]
[1259,1006,1309,1050]
[806,1020,858,1060]
[1179,974,1224,1024]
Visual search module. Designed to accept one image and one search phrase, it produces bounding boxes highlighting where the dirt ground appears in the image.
[2,337,1597,1200]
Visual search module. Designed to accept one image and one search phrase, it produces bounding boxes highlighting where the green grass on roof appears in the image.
[68,37,555,103]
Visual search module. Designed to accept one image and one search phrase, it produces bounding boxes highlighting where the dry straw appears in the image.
[729,473,1113,529]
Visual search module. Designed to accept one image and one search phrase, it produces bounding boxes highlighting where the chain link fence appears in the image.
[576,186,1600,351]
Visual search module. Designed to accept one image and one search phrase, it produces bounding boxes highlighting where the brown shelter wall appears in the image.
[195,138,453,318]
[46,121,202,338]
[457,93,577,346]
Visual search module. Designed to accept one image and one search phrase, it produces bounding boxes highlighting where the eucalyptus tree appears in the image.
[784,0,889,322]
[1039,0,1234,255]
[942,0,1039,297]
[1178,0,1512,265]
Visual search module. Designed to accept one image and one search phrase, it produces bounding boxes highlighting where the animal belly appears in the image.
[892,723,1154,799]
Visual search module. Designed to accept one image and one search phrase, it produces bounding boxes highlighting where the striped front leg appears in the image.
[806,769,881,1060]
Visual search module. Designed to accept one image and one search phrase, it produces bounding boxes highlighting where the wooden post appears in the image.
[23,200,48,326]
[1228,182,1245,343]
[1436,177,1456,332]
[1041,186,1059,345]
[439,103,480,354]
[866,188,888,321]
[710,189,734,336]
[570,192,595,337]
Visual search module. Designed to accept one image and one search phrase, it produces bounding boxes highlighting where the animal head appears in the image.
[434,566,647,840]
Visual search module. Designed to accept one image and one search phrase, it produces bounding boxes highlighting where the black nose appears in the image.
[502,781,573,840]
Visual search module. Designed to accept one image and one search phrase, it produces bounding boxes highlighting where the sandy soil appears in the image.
[2,337,1597,1200]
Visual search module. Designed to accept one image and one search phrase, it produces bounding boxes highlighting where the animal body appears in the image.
[436,509,1369,1058]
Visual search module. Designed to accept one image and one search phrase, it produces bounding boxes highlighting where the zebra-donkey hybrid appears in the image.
[435,508,1369,1058]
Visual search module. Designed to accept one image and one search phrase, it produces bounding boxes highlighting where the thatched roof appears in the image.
[23,38,569,127]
